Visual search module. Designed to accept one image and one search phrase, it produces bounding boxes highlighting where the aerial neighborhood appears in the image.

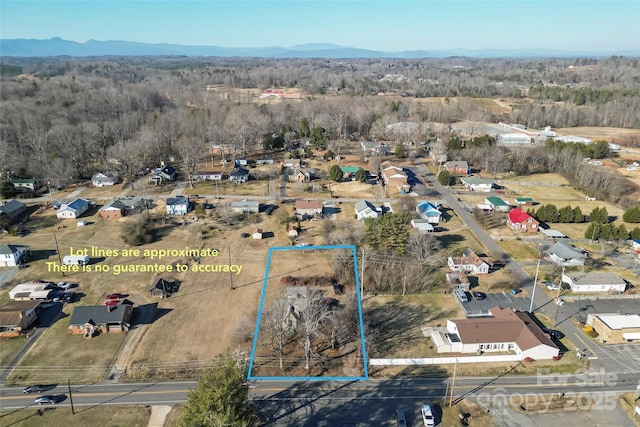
[1,52,639,426]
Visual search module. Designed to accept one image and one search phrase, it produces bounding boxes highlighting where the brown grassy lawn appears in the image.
[554,126,640,142]
[618,393,640,427]
[163,405,183,427]
[8,314,127,384]
[441,398,494,427]
[364,294,464,360]
[78,183,128,199]
[0,406,150,427]
[0,336,28,365]
[496,239,539,263]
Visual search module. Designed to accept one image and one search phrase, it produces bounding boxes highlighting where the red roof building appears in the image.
[508,207,539,233]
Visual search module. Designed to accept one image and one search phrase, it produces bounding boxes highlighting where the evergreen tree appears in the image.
[630,227,640,240]
[622,206,640,223]
[616,224,629,240]
[394,143,406,158]
[329,164,343,182]
[437,170,452,186]
[179,354,256,427]
[355,168,367,182]
[589,206,609,224]
[364,213,411,254]
[573,206,584,223]
[558,205,574,223]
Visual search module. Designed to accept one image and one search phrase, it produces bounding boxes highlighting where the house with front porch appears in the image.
[229,167,250,183]
[56,199,90,219]
[460,177,496,192]
[91,172,119,187]
[166,197,190,215]
[295,200,323,218]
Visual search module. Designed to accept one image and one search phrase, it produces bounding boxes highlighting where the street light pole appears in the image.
[529,257,541,313]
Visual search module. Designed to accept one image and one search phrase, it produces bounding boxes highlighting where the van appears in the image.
[455,289,469,303]
[62,255,90,266]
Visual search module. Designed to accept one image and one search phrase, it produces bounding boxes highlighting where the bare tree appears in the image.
[259,299,294,371]
[297,291,334,370]
[107,135,149,190]
[174,134,205,189]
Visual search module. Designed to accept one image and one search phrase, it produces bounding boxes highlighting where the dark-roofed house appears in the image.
[149,166,177,185]
[69,304,133,335]
[228,167,250,183]
[440,307,559,360]
[0,200,26,220]
[99,200,127,220]
[507,207,539,233]
[0,300,41,337]
[447,248,493,275]
[444,160,470,175]
[166,197,190,215]
[0,244,31,267]
[545,241,587,266]
[56,198,90,219]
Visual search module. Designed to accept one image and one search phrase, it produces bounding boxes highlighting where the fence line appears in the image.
[370,355,521,365]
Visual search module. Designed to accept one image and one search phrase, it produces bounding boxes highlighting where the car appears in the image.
[241,232,250,238]
[35,395,57,405]
[57,282,78,290]
[105,293,124,300]
[104,299,119,307]
[23,384,47,394]
[545,329,564,340]
[264,205,275,215]
[61,292,76,303]
[421,404,435,427]
[543,281,561,290]
[395,409,408,427]
[473,291,486,300]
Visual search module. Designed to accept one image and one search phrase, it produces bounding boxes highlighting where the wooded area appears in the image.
[1,55,639,190]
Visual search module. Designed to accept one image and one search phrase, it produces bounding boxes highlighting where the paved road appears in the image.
[2,375,639,425]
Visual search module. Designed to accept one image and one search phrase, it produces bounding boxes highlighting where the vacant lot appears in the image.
[0,406,150,427]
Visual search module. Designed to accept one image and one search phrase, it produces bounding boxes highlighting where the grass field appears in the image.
[0,336,28,366]
[0,406,150,427]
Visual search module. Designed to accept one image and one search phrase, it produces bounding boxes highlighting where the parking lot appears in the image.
[459,291,531,316]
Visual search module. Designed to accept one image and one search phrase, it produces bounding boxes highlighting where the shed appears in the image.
[149,278,179,298]
[541,229,567,239]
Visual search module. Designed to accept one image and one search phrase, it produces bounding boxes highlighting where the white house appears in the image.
[193,171,223,181]
[91,172,119,187]
[56,199,90,219]
[545,241,587,267]
[411,219,434,232]
[460,177,496,192]
[561,272,627,293]
[166,197,190,216]
[439,307,559,360]
[354,200,381,221]
[228,167,250,183]
[230,201,259,214]
[0,244,30,267]
[447,248,492,275]
[416,201,441,224]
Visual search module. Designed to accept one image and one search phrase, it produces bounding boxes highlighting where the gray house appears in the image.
[545,241,587,267]
[0,200,26,220]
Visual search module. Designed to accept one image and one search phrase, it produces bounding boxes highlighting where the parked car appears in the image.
[34,395,58,405]
[105,293,124,300]
[241,233,250,238]
[542,281,560,290]
[542,328,564,340]
[472,291,486,300]
[57,282,78,290]
[62,292,76,303]
[395,409,408,427]
[421,404,435,426]
[23,384,47,393]
[264,205,275,215]
[104,299,119,307]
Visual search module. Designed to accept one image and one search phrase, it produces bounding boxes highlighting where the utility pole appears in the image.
[67,379,75,415]
[228,247,234,290]
[54,233,65,277]
[360,247,365,298]
[529,257,541,313]
[449,358,458,407]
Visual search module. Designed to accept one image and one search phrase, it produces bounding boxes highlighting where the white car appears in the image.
[421,404,435,426]
[57,282,77,290]
[545,282,561,291]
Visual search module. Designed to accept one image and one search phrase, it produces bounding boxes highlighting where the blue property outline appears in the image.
[248,244,368,381]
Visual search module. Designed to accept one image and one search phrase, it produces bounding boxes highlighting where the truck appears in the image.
[62,255,90,266]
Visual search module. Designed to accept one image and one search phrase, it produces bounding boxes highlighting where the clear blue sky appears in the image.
[1,1,639,51]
